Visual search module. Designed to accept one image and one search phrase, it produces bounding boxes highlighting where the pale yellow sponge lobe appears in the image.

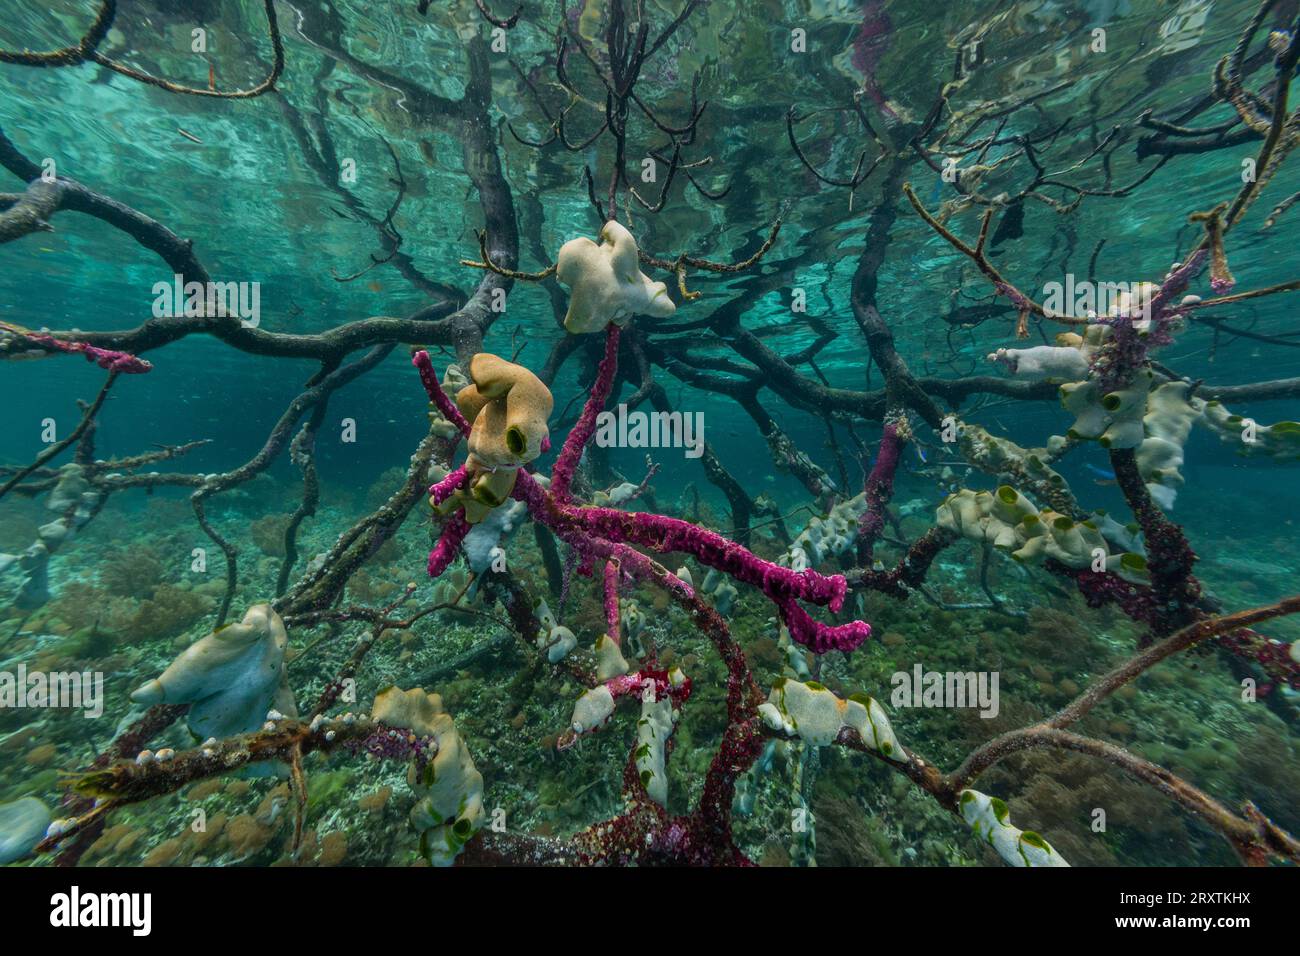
[456,353,553,468]
[372,686,485,867]
[556,220,676,334]
[372,685,453,739]
[593,634,630,681]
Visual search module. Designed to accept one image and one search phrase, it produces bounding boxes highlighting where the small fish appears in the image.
[367,280,383,293]
[208,61,216,92]
[1084,463,1116,480]
[915,445,927,464]
[177,128,203,145]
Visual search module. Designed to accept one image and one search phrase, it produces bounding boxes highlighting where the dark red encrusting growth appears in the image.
[1052,561,1300,694]
[852,526,958,599]
[1050,453,1300,693]
[859,419,906,562]
[569,718,764,867]
[1049,560,1158,625]
[1218,628,1300,693]
[1109,448,1201,639]
[1090,250,1207,392]
[343,725,438,765]
[567,570,765,866]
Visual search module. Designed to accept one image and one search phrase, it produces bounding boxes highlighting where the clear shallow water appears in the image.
[0,0,1297,869]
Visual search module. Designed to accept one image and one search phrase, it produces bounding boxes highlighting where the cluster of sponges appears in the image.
[1067,377,1299,505]
[779,492,868,572]
[1201,401,1300,461]
[935,486,1149,582]
[757,678,906,760]
[990,327,1200,506]
[568,669,689,739]
[1060,369,1156,449]
[567,669,688,807]
[371,686,484,867]
[957,422,1078,518]
[556,220,676,333]
[438,353,553,524]
[992,323,1298,506]
[130,604,297,741]
[959,789,1069,867]
[1133,381,1202,508]
[531,593,637,678]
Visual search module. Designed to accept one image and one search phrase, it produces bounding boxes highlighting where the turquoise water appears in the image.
[0,0,1297,868]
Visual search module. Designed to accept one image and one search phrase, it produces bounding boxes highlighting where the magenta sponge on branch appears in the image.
[413,326,871,655]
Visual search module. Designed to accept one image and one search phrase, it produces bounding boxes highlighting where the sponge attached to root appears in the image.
[556,220,676,334]
[130,603,297,742]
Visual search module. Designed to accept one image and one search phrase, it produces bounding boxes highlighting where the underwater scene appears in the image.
[1,0,1299,881]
